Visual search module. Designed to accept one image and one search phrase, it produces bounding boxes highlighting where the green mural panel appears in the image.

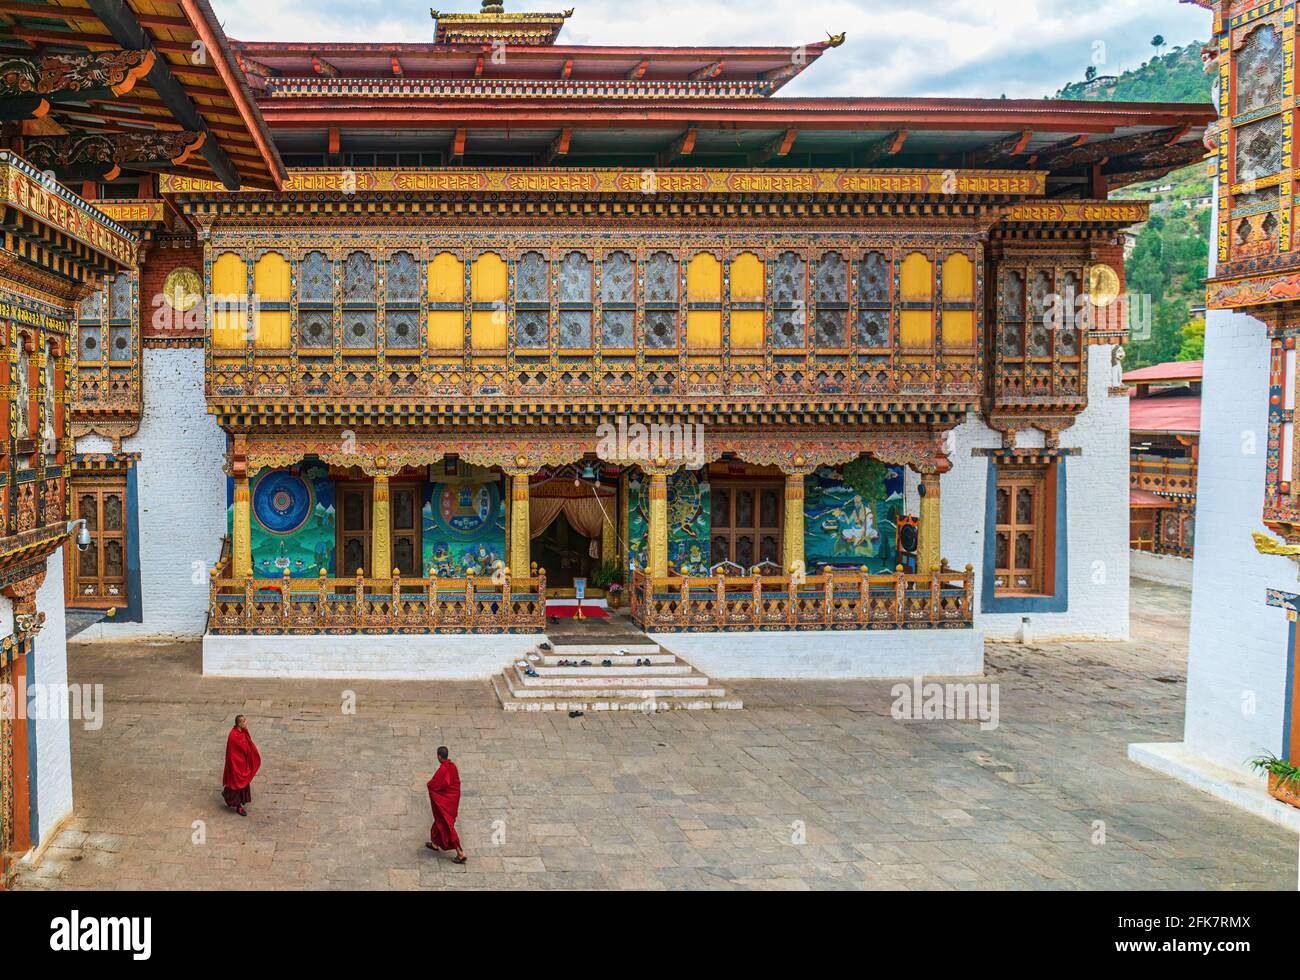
[422,478,507,576]
[233,462,337,578]
[804,460,905,572]
[627,470,711,575]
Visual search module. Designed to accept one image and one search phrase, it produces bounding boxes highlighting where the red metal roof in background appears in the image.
[1123,360,1203,383]
[1130,392,1202,434]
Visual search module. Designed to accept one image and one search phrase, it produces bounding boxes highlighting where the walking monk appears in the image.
[222,714,261,817]
[426,746,466,863]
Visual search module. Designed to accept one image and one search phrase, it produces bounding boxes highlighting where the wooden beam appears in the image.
[391,56,403,77]
[0,1,189,31]
[0,50,155,109]
[964,130,1032,167]
[85,0,240,189]
[625,60,648,80]
[311,54,339,77]
[538,126,571,165]
[560,58,573,79]
[748,127,797,166]
[327,126,340,155]
[656,126,697,167]
[690,60,726,81]
[854,129,907,166]
[448,127,466,164]
[24,129,206,182]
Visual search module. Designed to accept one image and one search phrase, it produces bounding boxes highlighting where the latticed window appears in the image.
[107,272,133,362]
[1235,23,1283,114]
[1057,271,1081,358]
[999,270,1026,358]
[342,252,376,348]
[770,251,806,348]
[854,251,890,348]
[1028,270,1053,358]
[994,465,1052,596]
[599,250,635,348]
[385,251,420,350]
[78,283,104,364]
[643,251,678,350]
[1235,114,1284,183]
[14,338,30,440]
[514,250,549,349]
[298,251,333,349]
[557,251,593,348]
[813,252,848,348]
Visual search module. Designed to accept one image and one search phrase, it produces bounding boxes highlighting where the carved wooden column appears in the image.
[601,500,617,564]
[506,468,532,578]
[232,458,252,580]
[919,471,942,573]
[371,470,392,579]
[783,470,812,572]
[643,464,676,579]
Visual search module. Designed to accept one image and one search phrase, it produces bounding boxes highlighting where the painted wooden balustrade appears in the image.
[629,565,975,632]
[207,566,547,634]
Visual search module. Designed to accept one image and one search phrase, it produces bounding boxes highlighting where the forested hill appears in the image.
[1054,40,1210,103]
[1051,40,1214,368]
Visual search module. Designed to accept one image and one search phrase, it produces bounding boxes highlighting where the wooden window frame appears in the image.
[336,481,373,577]
[390,481,423,578]
[67,476,129,609]
[709,479,783,572]
[993,462,1057,598]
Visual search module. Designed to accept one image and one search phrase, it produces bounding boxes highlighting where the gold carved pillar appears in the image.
[371,470,392,578]
[645,466,673,578]
[783,471,808,571]
[508,470,531,577]
[601,498,617,564]
[919,471,941,573]
[232,460,252,580]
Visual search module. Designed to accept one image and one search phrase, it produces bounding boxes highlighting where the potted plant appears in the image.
[1247,753,1300,809]
[592,560,625,609]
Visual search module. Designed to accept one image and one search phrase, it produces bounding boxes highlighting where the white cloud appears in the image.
[210,0,1213,99]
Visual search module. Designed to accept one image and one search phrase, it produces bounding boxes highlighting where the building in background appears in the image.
[1126,360,1201,584]
[0,0,284,887]
[30,1,1215,692]
[1133,0,1300,829]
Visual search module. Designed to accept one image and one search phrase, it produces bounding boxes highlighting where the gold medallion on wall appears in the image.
[1088,263,1120,307]
[162,266,203,311]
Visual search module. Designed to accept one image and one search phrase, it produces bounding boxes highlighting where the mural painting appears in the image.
[628,470,711,575]
[804,458,905,573]
[422,477,507,576]
[244,462,337,577]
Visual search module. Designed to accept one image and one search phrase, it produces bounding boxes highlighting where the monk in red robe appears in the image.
[222,715,261,816]
[426,746,466,863]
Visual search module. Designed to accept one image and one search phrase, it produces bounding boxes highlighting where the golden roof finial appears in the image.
[827,31,847,48]
[482,0,505,12]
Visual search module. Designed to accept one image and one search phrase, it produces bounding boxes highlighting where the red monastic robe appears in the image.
[222,726,261,806]
[427,759,462,851]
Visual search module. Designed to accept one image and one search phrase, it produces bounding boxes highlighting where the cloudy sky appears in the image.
[210,0,1211,99]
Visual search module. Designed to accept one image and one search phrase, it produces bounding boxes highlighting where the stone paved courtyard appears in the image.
[15,578,1298,890]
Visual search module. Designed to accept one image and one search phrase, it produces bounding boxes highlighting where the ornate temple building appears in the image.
[0,0,281,886]
[1133,0,1300,826]
[23,1,1216,686]
[1126,359,1200,584]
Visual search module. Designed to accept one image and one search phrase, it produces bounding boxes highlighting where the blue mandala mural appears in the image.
[252,471,315,535]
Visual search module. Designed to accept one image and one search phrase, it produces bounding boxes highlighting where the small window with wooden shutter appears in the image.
[993,463,1055,596]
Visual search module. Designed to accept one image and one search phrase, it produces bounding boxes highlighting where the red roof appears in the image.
[1123,360,1203,383]
[1130,392,1201,434]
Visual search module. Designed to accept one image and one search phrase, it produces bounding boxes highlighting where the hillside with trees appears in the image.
[1052,37,1214,369]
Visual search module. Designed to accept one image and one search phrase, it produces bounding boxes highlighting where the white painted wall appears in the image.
[31,547,72,843]
[1131,550,1193,588]
[945,343,1131,641]
[652,627,984,679]
[1182,304,1291,770]
[76,348,226,640]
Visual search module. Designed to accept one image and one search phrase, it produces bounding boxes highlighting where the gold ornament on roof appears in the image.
[827,32,847,48]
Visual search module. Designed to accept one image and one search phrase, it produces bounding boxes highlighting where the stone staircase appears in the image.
[492,639,743,712]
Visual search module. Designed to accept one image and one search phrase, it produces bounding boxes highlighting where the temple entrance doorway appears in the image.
[532,510,600,589]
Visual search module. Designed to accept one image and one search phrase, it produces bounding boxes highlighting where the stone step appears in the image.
[529,662,693,676]
[510,666,708,688]
[538,653,676,667]
[543,642,662,657]
[491,675,743,712]
[503,668,727,700]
